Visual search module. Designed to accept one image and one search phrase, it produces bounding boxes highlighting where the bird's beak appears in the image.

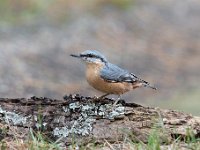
[70,54,81,58]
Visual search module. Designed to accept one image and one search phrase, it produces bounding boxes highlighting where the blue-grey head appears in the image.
[70,50,108,64]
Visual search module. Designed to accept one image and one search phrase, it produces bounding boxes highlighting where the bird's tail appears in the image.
[142,82,157,90]
[131,73,157,90]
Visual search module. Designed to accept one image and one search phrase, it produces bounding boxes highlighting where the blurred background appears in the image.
[0,0,200,115]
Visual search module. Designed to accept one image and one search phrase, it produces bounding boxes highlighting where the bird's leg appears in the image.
[113,95,121,108]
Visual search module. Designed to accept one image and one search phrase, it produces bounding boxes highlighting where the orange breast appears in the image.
[85,63,132,95]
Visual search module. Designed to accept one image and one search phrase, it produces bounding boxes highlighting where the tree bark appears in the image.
[0,95,199,145]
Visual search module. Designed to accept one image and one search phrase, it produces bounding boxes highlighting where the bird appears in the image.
[70,50,156,105]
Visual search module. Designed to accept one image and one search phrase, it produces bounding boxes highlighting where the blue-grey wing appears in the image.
[100,63,137,83]
[100,63,157,90]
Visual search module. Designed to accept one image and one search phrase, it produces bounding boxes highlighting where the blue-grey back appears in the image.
[100,62,136,83]
[100,62,156,89]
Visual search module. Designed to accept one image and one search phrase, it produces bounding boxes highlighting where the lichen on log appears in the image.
[0,95,199,145]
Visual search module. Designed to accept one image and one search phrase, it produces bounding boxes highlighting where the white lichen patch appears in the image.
[0,106,29,126]
[81,103,97,116]
[98,104,125,119]
[53,102,126,137]
[53,116,95,137]
[62,106,69,112]
[81,103,95,111]
[53,127,69,137]
[69,102,80,111]
[53,102,98,137]
[71,117,95,135]
[35,122,47,129]
[108,106,125,119]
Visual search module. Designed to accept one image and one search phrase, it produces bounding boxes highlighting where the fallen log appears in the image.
[0,94,199,146]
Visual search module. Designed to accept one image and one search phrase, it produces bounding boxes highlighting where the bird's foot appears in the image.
[91,95,101,102]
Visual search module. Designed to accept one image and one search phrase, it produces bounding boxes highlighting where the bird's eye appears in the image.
[88,54,94,57]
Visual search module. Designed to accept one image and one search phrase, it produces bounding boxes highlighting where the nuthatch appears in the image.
[71,50,156,104]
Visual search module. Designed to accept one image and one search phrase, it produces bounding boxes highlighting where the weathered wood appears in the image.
[0,95,200,145]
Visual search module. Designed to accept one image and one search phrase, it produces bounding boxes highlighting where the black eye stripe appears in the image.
[84,54,97,58]
[88,54,94,57]
[81,54,95,57]
[80,54,106,63]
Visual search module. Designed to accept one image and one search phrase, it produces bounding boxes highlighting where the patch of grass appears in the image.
[1,113,199,149]
[28,128,62,150]
[0,141,7,150]
[0,124,8,141]
[117,116,200,150]
[0,126,200,149]
[147,129,161,150]
[0,128,63,150]
[132,129,200,150]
